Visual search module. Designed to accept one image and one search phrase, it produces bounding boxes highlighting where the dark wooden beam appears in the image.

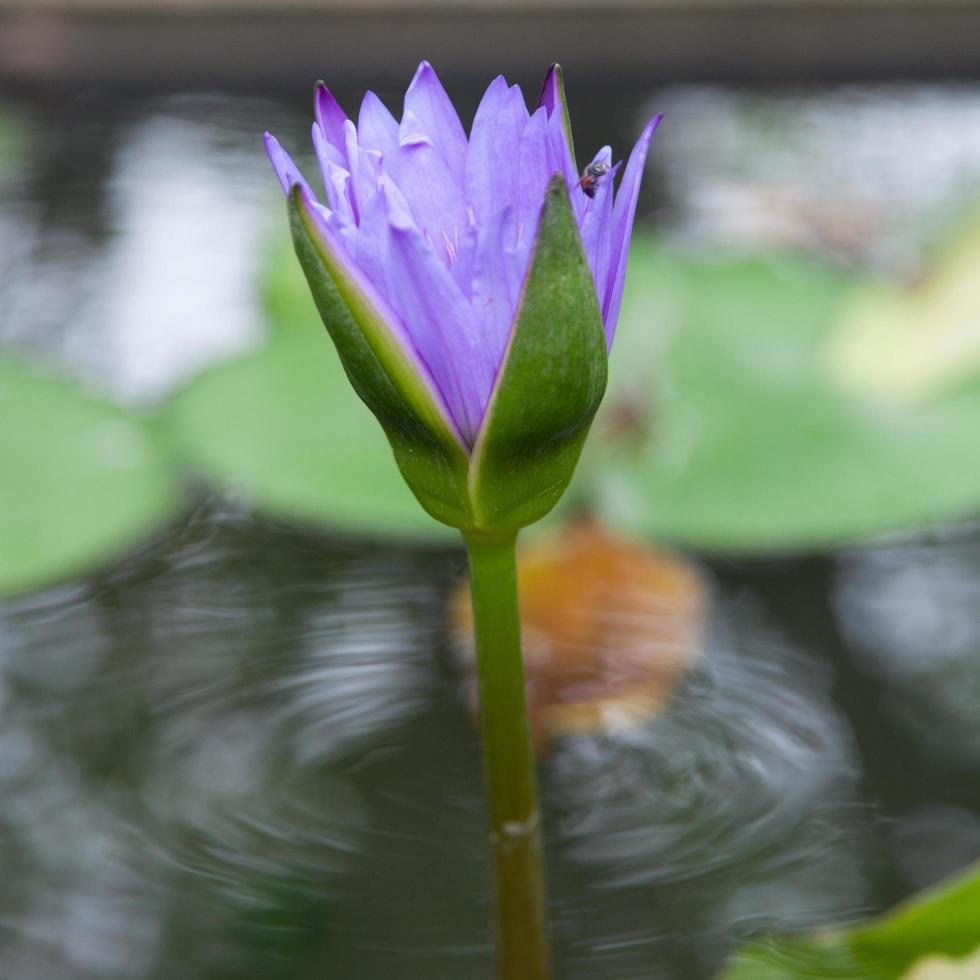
[2,4,980,95]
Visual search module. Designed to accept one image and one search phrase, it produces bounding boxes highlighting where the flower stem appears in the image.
[463,530,551,980]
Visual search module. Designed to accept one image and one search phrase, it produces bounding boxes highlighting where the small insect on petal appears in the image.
[578,160,612,199]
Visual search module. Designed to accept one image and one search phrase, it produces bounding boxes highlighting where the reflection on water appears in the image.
[889,804,980,894]
[651,85,980,267]
[547,596,867,980]
[0,503,453,979]
[830,526,980,907]
[0,94,297,403]
[0,503,875,979]
[835,527,980,778]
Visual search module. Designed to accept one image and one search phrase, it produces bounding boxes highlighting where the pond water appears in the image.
[3,81,980,978]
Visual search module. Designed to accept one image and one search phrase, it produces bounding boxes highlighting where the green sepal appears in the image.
[467,174,608,532]
[287,188,473,528]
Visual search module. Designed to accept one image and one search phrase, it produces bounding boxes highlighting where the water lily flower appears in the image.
[265,64,661,979]
[265,62,660,533]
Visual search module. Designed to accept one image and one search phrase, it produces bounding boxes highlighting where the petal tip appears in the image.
[264,133,305,195]
[410,60,435,86]
[313,79,330,107]
[314,82,348,138]
[538,63,564,110]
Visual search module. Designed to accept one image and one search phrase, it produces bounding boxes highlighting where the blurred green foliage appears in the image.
[720,860,980,979]
[8,210,980,591]
[168,222,980,551]
[600,233,980,550]
[0,355,180,594]
[166,325,450,542]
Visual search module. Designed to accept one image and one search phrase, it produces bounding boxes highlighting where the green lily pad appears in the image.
[721,937,865,979]
[0,356,181,595]
[165,257,454,540]
[719,861,980,980]
[596,234,980,552]
[851,864,980,976]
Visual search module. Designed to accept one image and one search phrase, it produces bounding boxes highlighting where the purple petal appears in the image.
[517,108,552,238]
[537,63,577,170]
[393,132,468,263]
[466,77,529,226]
[382,185,495,443]
[448,222,478,296]
[349,180,395,302]
[398,108,433,149]
[357,91,400,165]
[470,206,526,374]
[603,114,662,348]
[403,61,468,181]
[264,132,315,198]
[311,123,354,221]
[537,64,562,119]
[343,118,384,224]
[578,147,617,302]
[314,82,349,158]
[291,183,464,445]
[545,109,582,218]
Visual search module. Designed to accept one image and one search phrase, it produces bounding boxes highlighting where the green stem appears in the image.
[463,530,551,980]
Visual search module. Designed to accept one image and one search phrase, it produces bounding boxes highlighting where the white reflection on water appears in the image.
[85,103,267,403]
[272,553,441,766]
[649,85,980,267]
[0,94,288,403]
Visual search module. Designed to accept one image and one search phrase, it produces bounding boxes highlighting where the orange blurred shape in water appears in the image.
[449,519,707,750]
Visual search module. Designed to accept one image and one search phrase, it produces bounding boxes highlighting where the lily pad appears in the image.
[596,237,980,552]
[721,937,864,979]
[0,355,181,595]
[851,864,980,977]
[165,252,453,540]
[720,861,980,980]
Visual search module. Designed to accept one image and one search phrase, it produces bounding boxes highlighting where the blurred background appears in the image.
[3,2,980,978]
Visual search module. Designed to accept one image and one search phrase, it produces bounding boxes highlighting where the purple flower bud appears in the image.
[265,62,661,451]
